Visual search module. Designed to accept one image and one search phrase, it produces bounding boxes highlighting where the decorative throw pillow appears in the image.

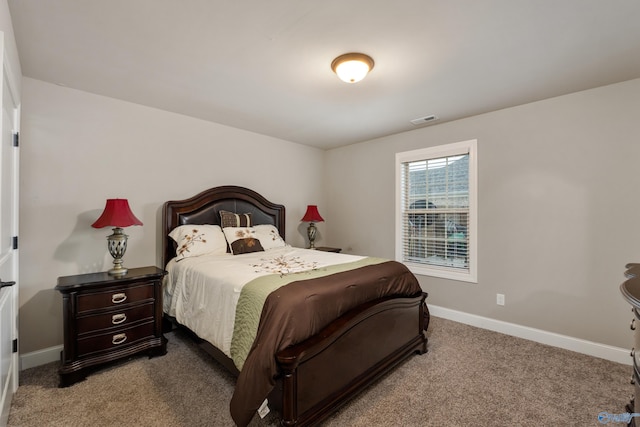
[169,224,227,260]
[222,227,265,255]
[219,210,252,228]
[253,224,287,250]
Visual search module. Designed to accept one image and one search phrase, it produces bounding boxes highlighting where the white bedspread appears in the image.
[163,246,364,358]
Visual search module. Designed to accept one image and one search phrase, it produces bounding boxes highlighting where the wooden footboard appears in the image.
[271,292,428,426]
[170,292,427,426]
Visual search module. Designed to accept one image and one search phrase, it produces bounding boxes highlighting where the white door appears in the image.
[0,31,20,426]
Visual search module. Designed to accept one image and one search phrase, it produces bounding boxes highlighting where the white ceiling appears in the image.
[8,1,640,149]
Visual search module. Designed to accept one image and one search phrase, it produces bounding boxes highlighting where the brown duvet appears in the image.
[229,260,423,426]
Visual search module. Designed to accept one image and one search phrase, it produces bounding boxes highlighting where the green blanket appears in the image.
[230,257,385,370]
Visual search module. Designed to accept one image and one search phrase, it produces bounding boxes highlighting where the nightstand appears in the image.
[55,266,167,387]
[315,247,342,253]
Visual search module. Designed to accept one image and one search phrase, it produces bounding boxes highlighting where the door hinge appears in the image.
[12,339,17,353]
[12,236,17,250]
[12,132,18,147]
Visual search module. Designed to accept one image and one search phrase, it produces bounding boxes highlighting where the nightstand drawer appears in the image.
[77,282,154,313]
[77,321,155,357]
[76,303,155,335]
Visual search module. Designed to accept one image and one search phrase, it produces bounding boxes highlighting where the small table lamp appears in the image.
[301,205,324,249]
[91,199,143,276]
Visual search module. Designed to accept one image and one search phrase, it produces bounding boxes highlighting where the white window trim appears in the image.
[395,139,478,283]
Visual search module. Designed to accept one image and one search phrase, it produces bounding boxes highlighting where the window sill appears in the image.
[404,262,477,283]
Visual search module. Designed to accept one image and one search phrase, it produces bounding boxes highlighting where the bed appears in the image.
[162,185,428,426]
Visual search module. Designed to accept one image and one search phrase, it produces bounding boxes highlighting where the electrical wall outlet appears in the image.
[496,293,505,306]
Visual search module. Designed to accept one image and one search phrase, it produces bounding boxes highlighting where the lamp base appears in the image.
[307,222,318,249]
[107,227,129,276]
[108,265,128,276]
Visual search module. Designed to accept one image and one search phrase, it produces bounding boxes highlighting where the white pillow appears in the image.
[222,227,265,255]
[169,224,227,260]
[253,224,287,250]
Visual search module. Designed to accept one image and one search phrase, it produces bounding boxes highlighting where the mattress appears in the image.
[163,245,365,361]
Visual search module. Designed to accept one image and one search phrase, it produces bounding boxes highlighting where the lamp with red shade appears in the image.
[91,199,143,276]
[300,205,324,249]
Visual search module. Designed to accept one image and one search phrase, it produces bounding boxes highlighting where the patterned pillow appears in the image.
[253,224,287,250]
[219,210,252,228]
[222,227,264,255]
[169,225,227,260]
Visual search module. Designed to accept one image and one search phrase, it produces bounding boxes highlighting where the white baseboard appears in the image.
[429,305,632,365]
[19,307,631,370]
[20,345,62,371]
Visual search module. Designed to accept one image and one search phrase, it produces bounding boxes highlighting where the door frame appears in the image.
[0,31,21,427]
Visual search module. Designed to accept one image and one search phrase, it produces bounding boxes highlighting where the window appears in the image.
[396,139,477,282]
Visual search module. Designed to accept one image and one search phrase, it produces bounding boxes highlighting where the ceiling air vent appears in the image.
[410,115,438,126]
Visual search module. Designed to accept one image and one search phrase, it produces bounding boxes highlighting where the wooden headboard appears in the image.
[161,186,286,267]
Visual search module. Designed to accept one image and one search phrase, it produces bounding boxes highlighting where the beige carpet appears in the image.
[8,317,633,426]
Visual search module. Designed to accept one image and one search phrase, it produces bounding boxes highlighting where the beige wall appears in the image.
[325,78,640,349]
[19,78,326,353]
[16,76,640,357]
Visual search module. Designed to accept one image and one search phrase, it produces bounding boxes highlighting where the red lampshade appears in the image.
[301,205,324,223]
[91,199,143,228]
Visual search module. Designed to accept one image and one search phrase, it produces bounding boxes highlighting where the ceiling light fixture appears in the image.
[331,53,375,83]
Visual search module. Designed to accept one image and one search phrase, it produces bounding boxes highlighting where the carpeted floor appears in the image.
[8,316,633,426]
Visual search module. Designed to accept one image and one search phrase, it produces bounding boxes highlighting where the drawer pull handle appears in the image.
[112,333,127,345]
[111,293,127,304]
[112,313,127,325]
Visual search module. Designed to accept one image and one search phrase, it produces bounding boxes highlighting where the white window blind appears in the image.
[396,140,477,282]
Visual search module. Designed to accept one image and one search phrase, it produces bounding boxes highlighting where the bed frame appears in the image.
[162,185,428,426]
